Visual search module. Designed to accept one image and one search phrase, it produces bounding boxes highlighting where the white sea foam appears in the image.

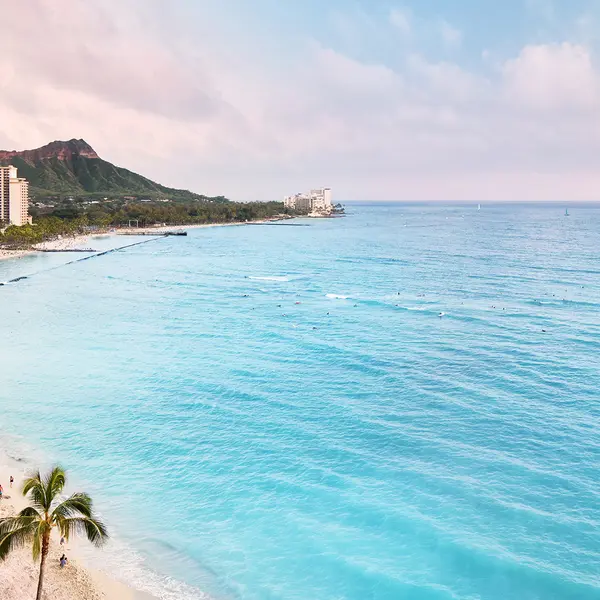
[0,438,211,600]
[79,539,211,600]
[326,294,350,299]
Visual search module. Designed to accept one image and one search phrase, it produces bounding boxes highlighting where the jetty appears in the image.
[38,248,97,253]
[117,230,187,236]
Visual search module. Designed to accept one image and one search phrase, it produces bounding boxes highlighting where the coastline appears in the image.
[0,217,292,261]
[0,249,35,261]
[0,215,302,597]
[0,460,156,600]
[0,218,290,597]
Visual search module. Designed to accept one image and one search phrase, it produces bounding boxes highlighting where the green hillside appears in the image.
[0,140,225,202]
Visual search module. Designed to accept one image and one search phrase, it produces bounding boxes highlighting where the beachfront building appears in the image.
[284,188,332,215]
[0,165,31,226]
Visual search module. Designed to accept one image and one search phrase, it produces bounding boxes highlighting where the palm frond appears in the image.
[18,506,43,519]
[44,466,66,505]
[0,513,39,534]
[51,493,93,520]
[22,471,48,511]
[0,518,39,561]
[56,516,108,547]
[4,465,107,568]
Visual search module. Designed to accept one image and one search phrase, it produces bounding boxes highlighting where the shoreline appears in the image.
[0,215,302,596]
[0,217,293,261]
[0,219,288,596]
[0,458,156,600]
[0,249,35,261]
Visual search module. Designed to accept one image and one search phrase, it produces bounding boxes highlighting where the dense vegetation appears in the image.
[0,140,292,247]
[0,200,288,248]
[0,140,339,248]
[1,149,217,202]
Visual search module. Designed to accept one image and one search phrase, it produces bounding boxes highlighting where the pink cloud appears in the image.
[1,2,600,201]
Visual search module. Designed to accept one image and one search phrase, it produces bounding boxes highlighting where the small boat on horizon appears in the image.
[565,208,569,216]
[477,204,481,210]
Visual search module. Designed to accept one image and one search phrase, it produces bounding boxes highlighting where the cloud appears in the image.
[438,20,462,48]
[390,8,411,36]
[0,0,225,122]
[389,7,461,49]
[1,1,600,201]
[502,43,599,111]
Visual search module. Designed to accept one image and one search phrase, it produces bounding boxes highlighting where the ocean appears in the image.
[0,203,599,600]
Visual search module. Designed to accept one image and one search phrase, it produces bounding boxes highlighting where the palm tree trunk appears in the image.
[35,533,50,600]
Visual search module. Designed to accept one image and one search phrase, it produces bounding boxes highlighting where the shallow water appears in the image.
[0,205,599,599]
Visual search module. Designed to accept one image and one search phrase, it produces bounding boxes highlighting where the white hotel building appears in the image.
[284,188,333,215]
[0,165,31,226]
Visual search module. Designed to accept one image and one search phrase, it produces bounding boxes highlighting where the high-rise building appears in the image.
[0,165,31,226]
[284,188,332,214]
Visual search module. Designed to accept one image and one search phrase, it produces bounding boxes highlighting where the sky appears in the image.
[2,0,600,201]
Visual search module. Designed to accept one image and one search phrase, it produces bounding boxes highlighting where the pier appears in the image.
[38,248,97,253]
[117,231,187,236]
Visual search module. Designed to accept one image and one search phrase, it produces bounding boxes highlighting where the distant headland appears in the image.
[0,139,293,249]
[0,139,225,202]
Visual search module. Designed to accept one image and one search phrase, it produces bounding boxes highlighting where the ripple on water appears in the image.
[0,204,599,599]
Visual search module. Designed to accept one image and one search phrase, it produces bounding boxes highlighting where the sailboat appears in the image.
[477,203,481,210]
[565,208,569,216]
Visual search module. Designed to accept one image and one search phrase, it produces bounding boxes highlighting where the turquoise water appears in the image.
[0,204,599,599]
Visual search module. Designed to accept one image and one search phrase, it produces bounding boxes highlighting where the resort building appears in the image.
[0,165,31,226]
[284,188,332,215]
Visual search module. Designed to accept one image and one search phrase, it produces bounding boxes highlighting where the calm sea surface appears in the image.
[0,203,599,600]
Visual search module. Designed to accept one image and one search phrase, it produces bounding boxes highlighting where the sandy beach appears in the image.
[0,218,288,262]
[0,237,91,261]
[0,462,155,600]
[0,249,35,261]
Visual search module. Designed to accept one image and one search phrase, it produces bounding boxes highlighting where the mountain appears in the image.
[0,139,221,201]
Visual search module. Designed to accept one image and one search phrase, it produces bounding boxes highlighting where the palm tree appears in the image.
[0,466,108,600]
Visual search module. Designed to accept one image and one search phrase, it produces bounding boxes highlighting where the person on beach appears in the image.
[60,536,65,547]
[60,554,68,568]
[9,475,13,488]
[0,484,3,499]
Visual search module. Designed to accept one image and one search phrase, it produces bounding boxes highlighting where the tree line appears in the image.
[1,200,291,248]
